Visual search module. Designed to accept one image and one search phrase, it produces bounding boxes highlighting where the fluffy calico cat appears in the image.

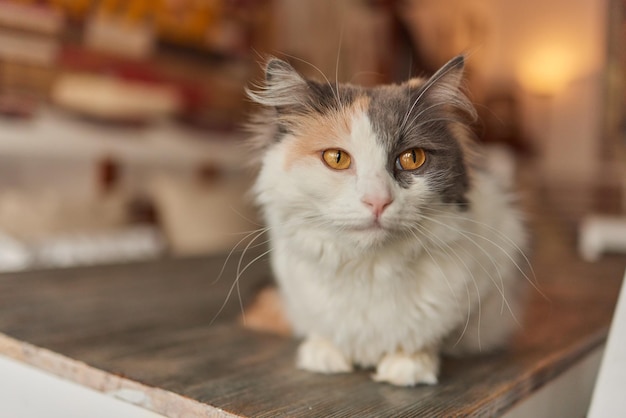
[246,55,528,386]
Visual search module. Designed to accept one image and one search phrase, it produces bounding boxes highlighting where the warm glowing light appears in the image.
[517,44,576,96]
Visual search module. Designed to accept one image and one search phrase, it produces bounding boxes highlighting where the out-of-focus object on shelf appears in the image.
[580,217,626,262]
[0,226,166,272]
[0,1,64,35]
[0,190,130,243]
[0,105,244,167]
[0,92,38,119]
[0,232,30,272]
[0,0,273,131]
[85,12,155,59]
[32,225,167,269]
[0,189,166,271]
[0,1,62,105]
[46,0,270,57]
[0,29,59,67]
[149,173,259,256]
[55,45,249,130]
[52,73,182,123]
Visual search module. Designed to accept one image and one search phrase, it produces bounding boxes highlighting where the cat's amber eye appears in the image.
[396,148,426,171]
[322,149,351,170]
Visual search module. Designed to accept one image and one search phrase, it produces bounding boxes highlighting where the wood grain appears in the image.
[0,179,624,417]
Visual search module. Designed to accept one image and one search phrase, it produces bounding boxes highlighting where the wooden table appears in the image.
[0,182,625,417]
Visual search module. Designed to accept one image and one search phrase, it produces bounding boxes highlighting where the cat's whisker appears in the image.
[413,226,474,334]
[210,225,272,326]
[421,210,546,303]
[428,205,540,290]
[465,229,545,303]
[416,213,525,326]
[234,227,274,323]
[431,208,536,296]
[400,211,518,314]
[227,204,265,228]
[213,226,270,286]
[210,247,273,327]
[243,237,272,251]
[290,215,342,230]
[235,247,274,326]
[236,227,273,281]
[406,52,414,80]
[405,226,467,323]
[409,223,481,350]
[419,214,508,289]
[397,53,415,139]
[335,23,344,109]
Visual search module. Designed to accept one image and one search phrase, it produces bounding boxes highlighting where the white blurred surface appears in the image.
[503,347,603,418]
[0,354,165,418]
[588,269,626,417]
[579,217,626,262]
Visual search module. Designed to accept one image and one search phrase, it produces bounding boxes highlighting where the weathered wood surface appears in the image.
[0,182,625,417]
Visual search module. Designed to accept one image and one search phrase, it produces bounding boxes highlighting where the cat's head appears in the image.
[248,56,477,249]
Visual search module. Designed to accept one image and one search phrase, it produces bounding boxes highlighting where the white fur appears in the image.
[373,349,439,386]
[254,111,527,386]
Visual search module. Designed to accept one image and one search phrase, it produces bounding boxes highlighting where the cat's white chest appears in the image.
[271,233,467,366]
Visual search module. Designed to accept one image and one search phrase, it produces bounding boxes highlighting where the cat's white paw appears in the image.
[373,350,440,386]
[297,336,353,374]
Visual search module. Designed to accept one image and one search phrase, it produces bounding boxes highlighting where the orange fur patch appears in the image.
[283,95,370,171]
[242,286,292,337]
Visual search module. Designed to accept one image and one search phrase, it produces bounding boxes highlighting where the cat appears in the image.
[246,55,528,386]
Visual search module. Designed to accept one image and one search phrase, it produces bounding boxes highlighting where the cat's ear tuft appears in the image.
[265,58,299,82]
[246,58,307,108]
[437,55,465,87]
[423,55,465,101]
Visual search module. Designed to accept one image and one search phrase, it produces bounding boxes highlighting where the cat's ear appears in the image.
[247,58,308,108]
[420,55,465,102]
[410,55,476,120]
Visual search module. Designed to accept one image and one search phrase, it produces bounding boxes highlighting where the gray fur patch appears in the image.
[365,57,474,208]
[304,81,361,114]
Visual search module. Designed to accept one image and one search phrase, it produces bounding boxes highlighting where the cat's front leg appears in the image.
[372,348,440,386]
[296,334,353,374]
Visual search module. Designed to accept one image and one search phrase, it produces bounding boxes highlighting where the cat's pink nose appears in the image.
[362,195,393,218]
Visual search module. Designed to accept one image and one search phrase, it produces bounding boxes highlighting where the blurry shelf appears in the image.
[0,107,244,168]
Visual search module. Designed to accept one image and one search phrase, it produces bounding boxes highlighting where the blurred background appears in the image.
[0,0,623,270]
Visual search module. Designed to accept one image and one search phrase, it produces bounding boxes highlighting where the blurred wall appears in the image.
[488,0,609,184]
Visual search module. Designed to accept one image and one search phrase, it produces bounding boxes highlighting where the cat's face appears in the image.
[250,56,476,249]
